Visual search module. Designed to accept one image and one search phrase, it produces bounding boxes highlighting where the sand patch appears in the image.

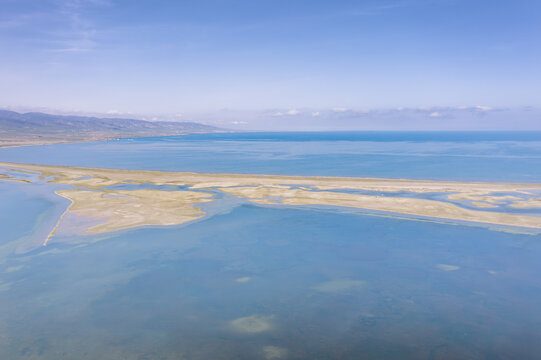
[4,265,23,273]
[509,198,541,208]
[471,201,498,208]
[436,264,460,271]
[312,279,366,293]
[263,346,288,359]
[0,282,11,291]
[230,315,274,333]
[48,188,213,239]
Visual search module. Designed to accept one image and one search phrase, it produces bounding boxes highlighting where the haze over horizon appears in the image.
[1,0,540,130]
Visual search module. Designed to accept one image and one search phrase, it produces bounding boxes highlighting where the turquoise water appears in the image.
[1,132,541,359]
[1,131,541,181]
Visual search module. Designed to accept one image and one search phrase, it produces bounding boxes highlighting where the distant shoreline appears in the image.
[0,131,228,148]
[0,109,226,148]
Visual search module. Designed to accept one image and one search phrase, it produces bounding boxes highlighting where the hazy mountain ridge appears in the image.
[0,110,222,146]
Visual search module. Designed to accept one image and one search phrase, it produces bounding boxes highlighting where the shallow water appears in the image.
[1,198,541,359]
[1,132,541,359]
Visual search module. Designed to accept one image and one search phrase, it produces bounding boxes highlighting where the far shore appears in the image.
[0,131,229,149]
[0,137,115,148]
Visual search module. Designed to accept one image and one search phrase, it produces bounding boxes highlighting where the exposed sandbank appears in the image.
[1,161,540,245]
[220,186,541,229]
[51,189,213,239]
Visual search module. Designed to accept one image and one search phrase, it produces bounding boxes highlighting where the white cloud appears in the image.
[286,109,300,115]
[232,121,248,125]
[332,107,350,113]
[311,111,320,117]
[272,109,300,116]
[474,105,493,112]
[456,105,494,112]
[106,109,122,115]
[429,111,443,117]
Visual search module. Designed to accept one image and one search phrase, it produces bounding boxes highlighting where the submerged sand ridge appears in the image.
[1,161,540,245]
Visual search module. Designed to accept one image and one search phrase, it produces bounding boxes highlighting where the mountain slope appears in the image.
[0,110,222,147]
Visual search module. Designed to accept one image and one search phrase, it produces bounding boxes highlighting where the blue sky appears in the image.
[0,0,540,129]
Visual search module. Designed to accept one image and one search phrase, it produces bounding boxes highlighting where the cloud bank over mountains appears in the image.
[204,106,540,131]
[2,104,538,131]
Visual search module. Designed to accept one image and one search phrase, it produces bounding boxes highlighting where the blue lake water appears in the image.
[1,132,541,359]
[1,131,541,181]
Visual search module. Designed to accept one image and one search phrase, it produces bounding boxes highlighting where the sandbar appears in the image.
[1,161,540,245]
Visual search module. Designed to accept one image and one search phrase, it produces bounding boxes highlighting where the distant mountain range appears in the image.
[0,110,222,147]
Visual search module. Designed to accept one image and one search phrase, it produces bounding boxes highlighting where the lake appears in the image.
[1,132,540,359]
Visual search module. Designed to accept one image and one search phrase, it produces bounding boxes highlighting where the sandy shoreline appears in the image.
[0,130,230,149]
[0,134,176,149]
[1,161,540,244]
[0,136,119,148]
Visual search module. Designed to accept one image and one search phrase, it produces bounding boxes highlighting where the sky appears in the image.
[0,0,540,130]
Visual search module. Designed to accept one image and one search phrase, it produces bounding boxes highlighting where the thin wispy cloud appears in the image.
[53,4,95,52]
[0,1,106,53]
[1,1,539,119]
[0,13,46,29]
